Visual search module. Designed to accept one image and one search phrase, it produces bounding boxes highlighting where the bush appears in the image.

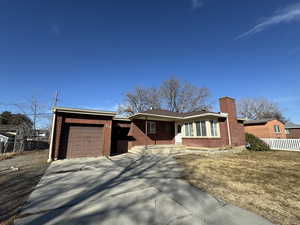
[245,133,270,151]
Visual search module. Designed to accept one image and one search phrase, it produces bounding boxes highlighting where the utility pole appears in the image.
[32,98,37,140]
[53,90,59,107]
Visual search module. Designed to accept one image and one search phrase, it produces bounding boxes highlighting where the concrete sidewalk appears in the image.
[15,152,274,225]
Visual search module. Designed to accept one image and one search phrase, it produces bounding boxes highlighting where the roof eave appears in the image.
[53,107,117,117]
[183,113,227,119]
[129,113,182,120]
[129,112,227,120]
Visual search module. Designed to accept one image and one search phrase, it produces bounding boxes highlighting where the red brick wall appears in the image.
[52,114,63,159]
[129,119,175,148]
[219,97,245,146]
[287,128,300,139]
[245,120,286,139]
[51,112,113,159]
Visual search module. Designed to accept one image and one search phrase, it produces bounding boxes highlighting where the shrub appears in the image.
[245,133,270,151]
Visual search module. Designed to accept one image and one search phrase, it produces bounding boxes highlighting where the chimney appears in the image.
[219,97,237,146]
[219,96,237,119]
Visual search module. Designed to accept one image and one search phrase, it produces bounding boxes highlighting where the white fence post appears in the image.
[261,138,300,151]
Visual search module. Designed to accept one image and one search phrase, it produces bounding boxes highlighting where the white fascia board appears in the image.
[183,113,228,120]
[53,107,117,116]
[129,112,227,120]
[129,113,182,120]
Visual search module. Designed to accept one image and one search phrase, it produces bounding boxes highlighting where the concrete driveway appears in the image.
[15,151,274,225]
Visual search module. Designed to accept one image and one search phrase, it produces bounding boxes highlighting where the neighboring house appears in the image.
[0,133,9,144]
[0,124,18,133]
[49,97,245,161]
[0,132,15,153]
[285,122,300,139]
[35,129,49,138]
[244,119,286,139]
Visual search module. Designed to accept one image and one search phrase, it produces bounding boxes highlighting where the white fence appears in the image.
[261,138,300,151]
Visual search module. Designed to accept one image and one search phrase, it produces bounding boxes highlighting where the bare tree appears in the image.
[160,77,211,112]
[14,97,51,138]
[119,77,211,115]
[118,87,161,115]
[237,98,286,122]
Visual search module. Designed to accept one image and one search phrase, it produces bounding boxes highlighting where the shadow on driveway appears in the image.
[15,152,274,225]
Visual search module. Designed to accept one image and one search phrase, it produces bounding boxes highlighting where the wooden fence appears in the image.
[261,138,300,151]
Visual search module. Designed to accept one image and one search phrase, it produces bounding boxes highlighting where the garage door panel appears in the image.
[66,125,104,158]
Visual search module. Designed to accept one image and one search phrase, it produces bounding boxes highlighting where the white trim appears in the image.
[184,113,227,119]
[113,117,131,121]
[129,113,182,120]
[129,112,227,120]
[48,112,56,163]
[53,107,117,116]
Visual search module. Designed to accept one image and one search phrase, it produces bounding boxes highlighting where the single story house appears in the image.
[48,97,245,161]
[244,119,286,139]
[285,122,300,139]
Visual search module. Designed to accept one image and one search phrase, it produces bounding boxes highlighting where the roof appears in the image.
[53,107,117,117]
[285,122,300,129]
[140,109,183,117]
[129,109,227,120]
[244,118,277,125]
[0,132,15,138]
[113,117,131,122]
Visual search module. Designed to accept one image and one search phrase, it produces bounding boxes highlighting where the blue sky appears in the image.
[0,0,299,124]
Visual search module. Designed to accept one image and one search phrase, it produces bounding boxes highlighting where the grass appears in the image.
[0,150,49,225]
[175,150,300,225]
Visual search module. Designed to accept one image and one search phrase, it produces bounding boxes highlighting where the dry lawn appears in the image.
[0,150,49,225]
[0,152,18,161]
[176,150,300,225]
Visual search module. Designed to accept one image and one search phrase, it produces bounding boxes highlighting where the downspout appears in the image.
[48,110,56,163]
[226,115,232,146]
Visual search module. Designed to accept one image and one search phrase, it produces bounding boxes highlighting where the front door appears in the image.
[175,123,182,144]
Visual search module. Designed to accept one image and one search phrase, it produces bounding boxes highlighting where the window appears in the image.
[196,121,207,136]
[285,129,290,134]
[147,121,156,134]
[210,120,218,137]
[184,123,194,136]
[274,125,281,133]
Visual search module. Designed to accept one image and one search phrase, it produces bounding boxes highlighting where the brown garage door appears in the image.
[66,125,104,158]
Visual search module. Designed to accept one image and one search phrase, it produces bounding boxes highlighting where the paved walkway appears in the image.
[15,150,274,225]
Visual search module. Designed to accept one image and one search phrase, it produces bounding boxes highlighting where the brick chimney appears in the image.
[219,97,237,119]
[219,97,245,146]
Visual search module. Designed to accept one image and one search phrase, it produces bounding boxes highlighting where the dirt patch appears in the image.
[176,150,300,225]
[0,150,49,225]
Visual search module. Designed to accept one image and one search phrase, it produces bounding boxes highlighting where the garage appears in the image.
[49,107,117,161]
[66,124,104,158]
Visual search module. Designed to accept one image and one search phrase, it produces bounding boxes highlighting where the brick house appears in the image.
[49,97,245,161]
[285,123,300,139]
[244,119,286,139]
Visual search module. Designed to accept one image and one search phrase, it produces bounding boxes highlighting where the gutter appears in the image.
[48,111,56,163]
